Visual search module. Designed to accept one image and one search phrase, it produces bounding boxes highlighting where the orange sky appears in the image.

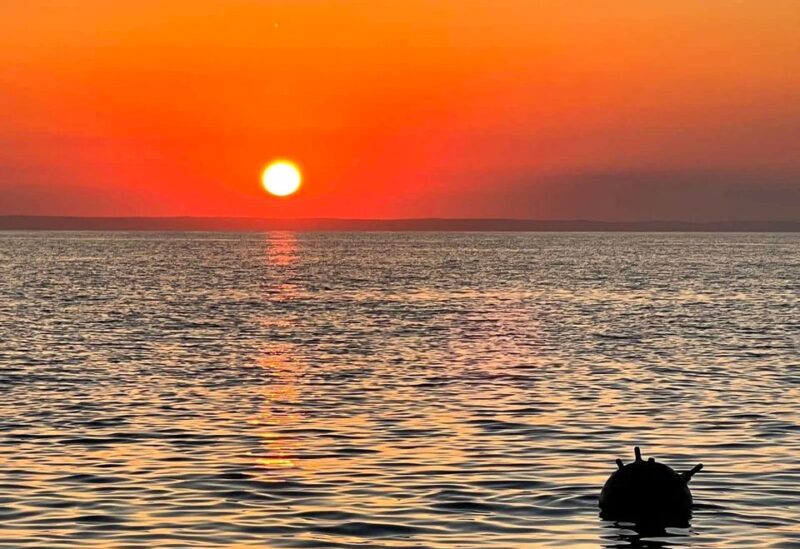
[2,0,799,220]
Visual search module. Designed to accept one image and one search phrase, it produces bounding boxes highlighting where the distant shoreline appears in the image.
[1,216,798,232]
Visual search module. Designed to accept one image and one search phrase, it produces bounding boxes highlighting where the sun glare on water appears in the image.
[262,161,302,197]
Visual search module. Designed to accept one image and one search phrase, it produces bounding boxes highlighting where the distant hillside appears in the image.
[0,216,798,232]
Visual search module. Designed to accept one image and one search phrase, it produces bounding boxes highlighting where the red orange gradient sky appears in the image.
[2,1,799,220]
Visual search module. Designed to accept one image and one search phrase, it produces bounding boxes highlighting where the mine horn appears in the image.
[681,463,704,483]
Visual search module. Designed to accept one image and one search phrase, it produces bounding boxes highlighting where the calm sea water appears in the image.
[1,232,798,548]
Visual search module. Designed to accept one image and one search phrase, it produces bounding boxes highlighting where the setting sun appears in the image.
[262,161,301,197]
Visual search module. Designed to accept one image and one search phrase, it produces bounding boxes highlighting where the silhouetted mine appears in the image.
[599,447,703,527]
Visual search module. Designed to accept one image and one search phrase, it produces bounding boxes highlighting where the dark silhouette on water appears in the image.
[600,447,703,527]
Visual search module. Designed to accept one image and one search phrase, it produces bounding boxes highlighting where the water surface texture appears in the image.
[1,232,799,548]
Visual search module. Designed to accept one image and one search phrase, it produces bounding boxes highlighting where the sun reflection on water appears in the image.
[256,347,302,470]
[263,232,302,301]
[255,233,304,470]
[265,232,298,267]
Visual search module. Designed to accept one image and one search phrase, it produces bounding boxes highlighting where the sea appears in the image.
[1,231,798,548]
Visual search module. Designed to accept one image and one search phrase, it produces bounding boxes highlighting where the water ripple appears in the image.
[0,231,798,547]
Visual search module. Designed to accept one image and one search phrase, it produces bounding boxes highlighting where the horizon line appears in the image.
[1,215,798,232]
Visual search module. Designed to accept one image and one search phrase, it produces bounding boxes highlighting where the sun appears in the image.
[262,161,301,197]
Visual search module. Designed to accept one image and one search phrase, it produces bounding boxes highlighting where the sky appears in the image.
[1,0,799,220]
